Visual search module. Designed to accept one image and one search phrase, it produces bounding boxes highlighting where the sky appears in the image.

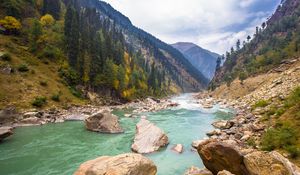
[102,0,281,54]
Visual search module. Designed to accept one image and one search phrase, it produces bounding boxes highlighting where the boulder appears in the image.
[0,127,13,142]
[184,166,213,175]
[131,117,169,153]
[217,170,235,175]
[212,120,234,129]
[74,153,157,175]
[244,151,300,175]
[85,111,123,134]
[192,139,209,149]
[172,144,184,153]
[197,139,249,175]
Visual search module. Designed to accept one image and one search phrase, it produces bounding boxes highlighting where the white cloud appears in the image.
[102,0,279,54]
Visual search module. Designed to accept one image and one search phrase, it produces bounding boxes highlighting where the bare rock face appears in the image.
[85,111,123,133]
[244,151,300,175]
[74,153,157,175]
[131,117,169,154]
[0,127,13,142]
[197,139,249,175]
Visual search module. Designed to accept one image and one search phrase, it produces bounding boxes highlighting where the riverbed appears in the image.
[0,94,233,175]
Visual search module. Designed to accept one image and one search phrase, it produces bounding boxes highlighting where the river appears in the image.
[0,93,233,175]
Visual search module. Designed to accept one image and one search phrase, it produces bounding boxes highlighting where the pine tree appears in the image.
[42,0,61,20]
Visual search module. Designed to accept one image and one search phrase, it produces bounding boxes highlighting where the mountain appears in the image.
[0,0,209,108]
[172,42,220,80]
[212,0,300,87]
[78,0,209,91]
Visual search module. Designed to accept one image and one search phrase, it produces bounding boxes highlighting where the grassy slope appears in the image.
[0,35,85,110]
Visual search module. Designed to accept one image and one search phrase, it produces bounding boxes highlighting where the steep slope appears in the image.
[0,0,209,110]
[172,42,220,80]
[79,0,209,91]
[212,0,300,87]
[208,0,300,164]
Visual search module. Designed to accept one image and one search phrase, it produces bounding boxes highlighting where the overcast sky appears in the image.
[102,0,281,54]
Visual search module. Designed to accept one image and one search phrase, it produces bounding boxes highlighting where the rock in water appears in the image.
[197,139,249,175]
[184,166,213,175]
[0,127,13,142]
[85,111,123,133]
[172,144,184,153]
[131,117,169,154]
[74,153,157,175]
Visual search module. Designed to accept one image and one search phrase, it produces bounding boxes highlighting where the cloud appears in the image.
[102,0,280,54]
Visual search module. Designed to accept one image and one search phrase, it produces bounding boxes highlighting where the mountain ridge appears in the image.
[172,42,220,80]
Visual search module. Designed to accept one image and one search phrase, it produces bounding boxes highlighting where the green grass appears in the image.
[261,87,300,158]
[253,100,269,108]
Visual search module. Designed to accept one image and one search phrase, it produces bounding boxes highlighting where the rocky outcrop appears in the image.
[74,153,157,175]
[85,111,123,133]
[197,139,300,175]
[184,166,213,175]
[0,126,13,142]
[131,117,169,154]
[197,139,249,175]
[244,151,300,175]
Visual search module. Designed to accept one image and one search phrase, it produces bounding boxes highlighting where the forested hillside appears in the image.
[212,0,300,88]
[0,0,207,109]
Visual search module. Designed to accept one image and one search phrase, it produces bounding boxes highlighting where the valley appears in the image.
[0,0,300,175]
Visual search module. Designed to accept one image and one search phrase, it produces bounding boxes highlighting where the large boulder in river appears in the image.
[197,139,249,175]
[131,117,169,154]
[0,127,13,142]
[74,153,157,175]
[184,166,213,175]
[85,111,123,133]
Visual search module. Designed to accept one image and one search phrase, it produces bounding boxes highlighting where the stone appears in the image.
[65,114,88,121]
[184,166,213,175]
[206,129,221,136]
[172,144,184,153]
[217,170,234,175]
[197,139,249,175]
[244,151,290,175]
[74,153,157,175]
[212,120,234,129]
[20,117,42,125]
[85,111,123,133]
[0,127,13,142]
[131,117,169,154]
[1,65,12,74]
[192,139,209,149]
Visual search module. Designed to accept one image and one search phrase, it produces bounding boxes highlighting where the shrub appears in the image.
[31,97,47,107]
[0,16,22,34]
[39,81,48,87]
[261,124,298,152]
[40,14,55,27]
[285,145,300,158]
[18,64,29,72]
[253,100,269,109]
[0,53,12,61]
[51,93,60,102]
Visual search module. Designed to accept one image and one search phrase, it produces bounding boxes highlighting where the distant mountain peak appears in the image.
[172,42,220,80]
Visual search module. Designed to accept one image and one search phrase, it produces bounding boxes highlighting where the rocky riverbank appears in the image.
[0,96,178,141]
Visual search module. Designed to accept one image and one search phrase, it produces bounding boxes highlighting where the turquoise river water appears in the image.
[0,94,233,175]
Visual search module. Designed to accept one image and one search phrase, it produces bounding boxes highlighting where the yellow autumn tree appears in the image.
[0,16,22,34]
[40,14,55,27]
